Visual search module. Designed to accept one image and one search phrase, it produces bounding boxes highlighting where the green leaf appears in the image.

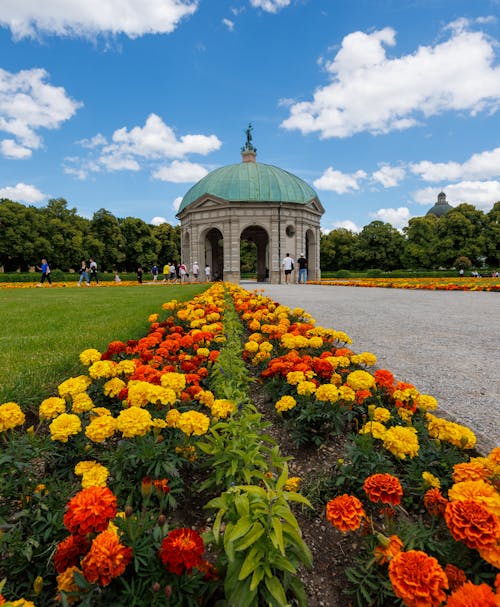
[271,516,285,555]
[276,461,289,491]
[238,545,264,581]
[226,515,253,542]
[234,521,265,551]
[264,575,288,605]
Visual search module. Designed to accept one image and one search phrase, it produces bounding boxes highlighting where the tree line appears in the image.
[1,198,498,274]
[320,202,500,271]
[0,198,180,273]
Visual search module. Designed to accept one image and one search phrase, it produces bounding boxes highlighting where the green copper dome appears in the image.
[178,161,318,213]
[426,191,453,218]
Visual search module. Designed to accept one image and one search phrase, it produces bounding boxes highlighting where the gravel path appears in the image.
[249,283,500,454]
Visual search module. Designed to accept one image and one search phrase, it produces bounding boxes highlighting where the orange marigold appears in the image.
[53,534,90,573]
[444,563,467,593]
[63,486,117,536]
[388,550,448,607]
[423,488,448,517]
[374,534,404,565]
[452,459,492,483]
[363,473,403,506]
[445,581,497,607]
[325,494,366,532]
[159,528,204,575]
[81,530,132,587]
[444,499,500,550]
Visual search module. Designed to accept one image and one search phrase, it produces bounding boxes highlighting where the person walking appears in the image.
[151,263,159,282]
[297,253,307,284]
[169,262,177,283]
[137,266,144,283]
[37,258,52,286]
[281,253,294,284]
[179,262,188,282]
[89,259,99,285]
[192,261,200,281]
[163,263,170,282]
[77,260,90,286]
[205,264,211,282]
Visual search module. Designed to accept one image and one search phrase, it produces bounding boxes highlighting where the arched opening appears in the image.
[305,228,318,281]
[205,228,224,281]
[240,225,269,282]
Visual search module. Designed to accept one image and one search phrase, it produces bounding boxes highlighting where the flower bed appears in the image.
[0,283,498,606]
[313,277,500,291]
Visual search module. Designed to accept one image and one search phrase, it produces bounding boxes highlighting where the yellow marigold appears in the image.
[177,411,210,436]
[330,372,342,386]
[393,387,420,403]
[416,394,438,412]
[420,471,440,489]
[57,565,82,600]
[346,370,375,391]
[5,600,37,607]
[75,461,109,488]
[211,399,236,419]
[371,407,391,423]
[452,458,493,483]
[286,371,306,385]
[71,393,94,413]
[151,418,167,430]
[332,331,352,344]
[103,378,126,399]
[258,341,273,353]
[308,336,324,349]
[0,402,25,432]
[252,351,271,365]
[488,447,500,465]
[126,380,151,407]
[58,376,92,398]
[148,384,177,407]
[383,426,419,459]
[166,408,182,428]
[197,347,210,358]
[275,395,297,413]
[478,543,500,569]
[116,407,152,437]
[327,355,350,369]
[245,340,259,353]
[448,480,500,518]
[195,390,215,408]
[88,360,117,380]
[49,413,82,442]
[162,300,178,310]
[89,407,112,418]
[315,384,340,403]
[79,348,102,366]
[115,359,136,376]
[85,416,117,443]
[248,332,263,343]
[350,352,377,366]
[284,477,301,492]
[397,408,414,423]
[359,421,387,439]
[426,414,476,450]
[297,380,317,396]
[160,372,186,396]
[148,313,159,323]
[338,385,356,402]
[39,397,66,420]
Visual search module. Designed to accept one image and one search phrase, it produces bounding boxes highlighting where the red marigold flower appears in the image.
[444,499,500,550]
[153,478,171,495]
[423,488,448,517]
[388,550,448,607]
[363,473,403,506]
[374,534,404,565]
[325,494,366,532]
[81,530,132,587]
[63,487,117,536]
[445,581,497,607]
[54,534,90,573]
[159,528,205,575]
[444,563,468,593]
[374,369,394,392]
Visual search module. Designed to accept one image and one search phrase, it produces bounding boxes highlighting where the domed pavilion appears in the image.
[426,191,453,218]
[176,126,324,284]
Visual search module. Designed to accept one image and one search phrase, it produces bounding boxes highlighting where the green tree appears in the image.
[89,209,126,271]
[434,205,486,267]
[402,215,439,268]
[151,222,181,265]
[352,221,405,270]
[119,217,161,271]
[0,200,40,271]
[320,228,357,271]
[240,238,257,273]
[485,202,500,267]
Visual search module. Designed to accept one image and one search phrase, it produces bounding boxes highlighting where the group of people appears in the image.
[281,252,307,284]
[138,262,212,284]
[77,259,99,286]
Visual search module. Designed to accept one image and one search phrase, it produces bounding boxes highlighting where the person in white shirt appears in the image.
[192,261,200,281]
[281,253,294,284]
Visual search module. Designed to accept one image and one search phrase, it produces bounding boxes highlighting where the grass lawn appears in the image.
[0,283,208,410]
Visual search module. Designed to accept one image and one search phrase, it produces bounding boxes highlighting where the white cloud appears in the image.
[411,147,500,182]
[0,182,47,203]
[222,18,235,31]
[173,196,183,212]
[372,164,406,188]
[0,68,82,159]
[78,133,107,148]
[412,181,500,211]
[282,24,500,138]
[0,0,198,39]
[150,216,168,226]
[331,220,361,233]
[152,160,208,183]
[370,206,411,229]
[249,0,291,13]
[313,166,367,194]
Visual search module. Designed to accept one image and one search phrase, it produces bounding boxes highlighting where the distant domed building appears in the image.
[426,191,454,218]
[176,125,324,283]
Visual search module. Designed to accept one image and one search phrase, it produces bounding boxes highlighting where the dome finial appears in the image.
[241,123,257,162]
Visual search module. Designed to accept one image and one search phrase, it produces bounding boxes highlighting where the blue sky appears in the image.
[1,0,500,232]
